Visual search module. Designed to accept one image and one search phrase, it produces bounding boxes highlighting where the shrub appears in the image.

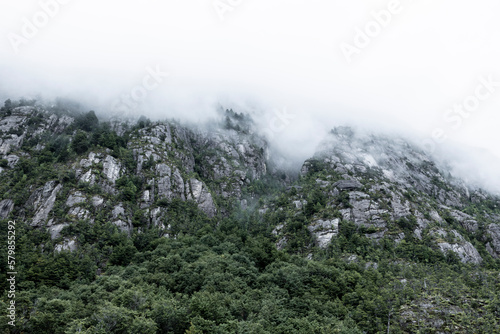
[71,131,90,154]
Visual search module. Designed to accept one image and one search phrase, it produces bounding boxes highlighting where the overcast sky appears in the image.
[0,0,499,190]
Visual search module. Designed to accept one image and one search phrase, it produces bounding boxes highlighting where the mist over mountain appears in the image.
[1,1,500,191]
[1,99,500,332]
[2,1,500,333]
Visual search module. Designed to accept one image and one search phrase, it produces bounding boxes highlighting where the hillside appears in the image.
[1,99,500,333]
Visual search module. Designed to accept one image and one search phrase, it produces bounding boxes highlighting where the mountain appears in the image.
[1,99,499,333]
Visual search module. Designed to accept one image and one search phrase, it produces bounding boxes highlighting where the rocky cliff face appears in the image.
[268,127,499,265]
[1,104,500,267]
[0,104,269,250]
[2,101,500,334]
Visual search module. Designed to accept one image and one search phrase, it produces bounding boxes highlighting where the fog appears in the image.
[1,0,499,192]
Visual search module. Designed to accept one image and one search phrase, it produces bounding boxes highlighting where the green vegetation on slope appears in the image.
[0,101,499,333]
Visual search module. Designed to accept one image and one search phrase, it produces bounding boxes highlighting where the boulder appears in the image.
[485,224,500,258]
[66,191,86,207]
[0,199,14,219]
[307,219,339,249]
[433,229,482,264]
[54,238,77,252]
[187,178,216,217]
[28,181,63,226]
[102,155,121,183]
[333,180,362,191]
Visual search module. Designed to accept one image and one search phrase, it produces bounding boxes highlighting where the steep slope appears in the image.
[0,103,268,251]
[269,127,500,266]
[1,99,500,333]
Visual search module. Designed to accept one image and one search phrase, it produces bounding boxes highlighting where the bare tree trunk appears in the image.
[387,308,392,334]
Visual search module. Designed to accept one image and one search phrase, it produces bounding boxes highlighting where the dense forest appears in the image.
[0,99,499,333]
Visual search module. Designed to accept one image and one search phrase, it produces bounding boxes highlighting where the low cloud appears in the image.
[0,0,499,191]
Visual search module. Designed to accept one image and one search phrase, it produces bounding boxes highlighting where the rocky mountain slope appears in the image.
[1,99,499,333]
[268,126,500,264]
[0,102,267,247]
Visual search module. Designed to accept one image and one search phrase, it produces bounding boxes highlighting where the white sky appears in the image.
[0,0,499,189]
